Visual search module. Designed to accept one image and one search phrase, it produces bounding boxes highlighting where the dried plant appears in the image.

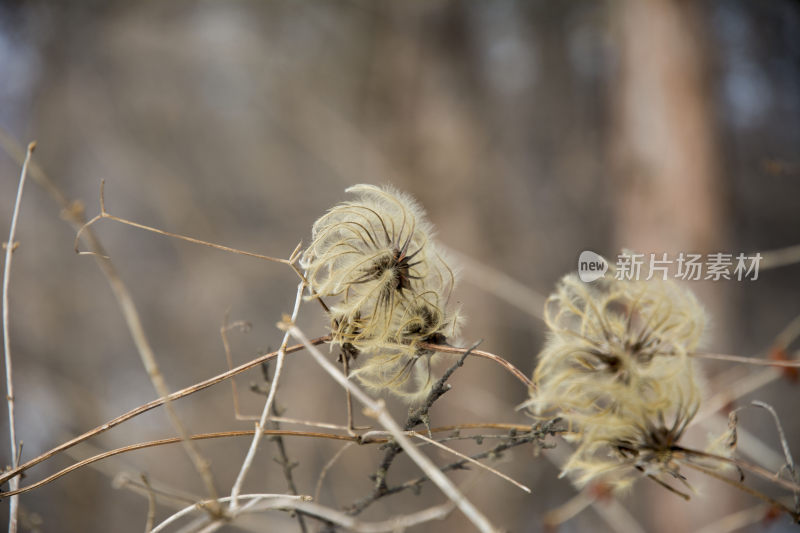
[527,271,706,424]
[559,355,704,492]
[2,147,799,533]
[525,270,715,492]
[300,184,461,399]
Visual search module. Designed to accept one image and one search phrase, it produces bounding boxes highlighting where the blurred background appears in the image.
[0,1,799,531]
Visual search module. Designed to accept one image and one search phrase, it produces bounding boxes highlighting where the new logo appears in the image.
[578,251,608,282]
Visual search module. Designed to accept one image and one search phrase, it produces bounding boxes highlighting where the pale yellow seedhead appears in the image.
[527,269,710,491]
[301,184,461,400]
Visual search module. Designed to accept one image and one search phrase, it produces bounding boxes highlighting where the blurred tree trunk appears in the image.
[611,0,723,255]
[610,1,730,531]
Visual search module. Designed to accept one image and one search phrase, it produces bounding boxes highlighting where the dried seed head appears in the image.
[561,356,702,490]
[528,272,706,420]
[301,184,461,399]
[301,184,455,346]
[526,269,711,491]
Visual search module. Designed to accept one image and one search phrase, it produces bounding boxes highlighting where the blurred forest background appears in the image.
[0,1,799,532]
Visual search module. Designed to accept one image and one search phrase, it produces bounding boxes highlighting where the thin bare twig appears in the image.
[358,429,532,494]
[54,182,224,510]
[254,363,308,533]
[3,424,531,499]
[701,410,785,474]
[114,473,200,509]
[698,367,779,422]
[75,180,299,268]
[0,133,317,509]
[692,352,800,367]
[255,499,456,533]
[348,424,555,516]
[229,281,305,513]
[420,342,531,387]
[695,317,800,472]
[683,462,799,521]
[151,494,310,533]
[72,184,334,320]
[2,140,35,533]
[674,447,800,493]
[543,486,597,529]
[413,431,530,493]
[266,416,355,432]
[141,474,157,533]
[774,314,800,349]
[314,442,355,504]
[220,314,254,421]
[156,494,454,533]
[543,439,647,533]
[443,247,546,320]
[285,324,499,533]
[1,429,356,499]
[694,502,772,533]
[760,243,800,270]
[751,401,799,512]
[0,336,330,488]
[354,341,481,513]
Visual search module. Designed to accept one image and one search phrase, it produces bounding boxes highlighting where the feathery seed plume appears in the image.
[301,184,460,399]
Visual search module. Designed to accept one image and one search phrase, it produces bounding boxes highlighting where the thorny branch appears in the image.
[254,362,308,533]
[346,419,561,516]
[343,338,548,518]
[285,325,499,533]
[359,342,481,509]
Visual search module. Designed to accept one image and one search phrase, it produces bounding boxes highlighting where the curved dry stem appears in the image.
[314,442,356,503]
[1,429,356,499]
[151,494,310,533]
[420,342,532,387]
[156,495,455,533]
[683,462,799,522]
[675,447,800,493]
[0,335,331,488]
[0,419,532,500]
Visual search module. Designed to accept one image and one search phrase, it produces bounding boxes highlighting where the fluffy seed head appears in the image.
[526,269,710,490]
[528,272,706,421]
[560,356,702,490]
[301,184,460,399]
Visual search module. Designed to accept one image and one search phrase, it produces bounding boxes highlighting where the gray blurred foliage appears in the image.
[0,1,798,532]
